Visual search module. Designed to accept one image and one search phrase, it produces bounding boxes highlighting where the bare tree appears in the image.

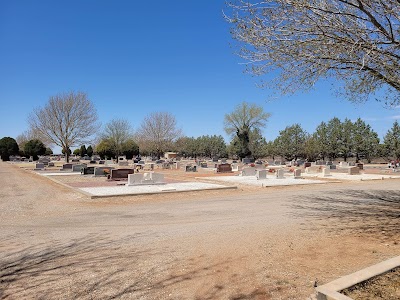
[224,102,270,159]
[16,129,43,151]
[100,118,133,161]
[226,1,400,105]
[136,112,182,159]
[28,91,99,162]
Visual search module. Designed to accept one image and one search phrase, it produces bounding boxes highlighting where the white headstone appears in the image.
[256,169,267,180]
[241,167,257,176]
[322,167,331,177]
[127,173,143,185]
[276,169,284,179]
[294,169,301,179]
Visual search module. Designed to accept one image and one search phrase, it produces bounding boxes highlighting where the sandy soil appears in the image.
[1,162,399,299]
[342,267,400,299]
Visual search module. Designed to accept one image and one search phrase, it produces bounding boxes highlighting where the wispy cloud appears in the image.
[388,115,400,120]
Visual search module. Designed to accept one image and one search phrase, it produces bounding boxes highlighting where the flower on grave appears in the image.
[103,169,110,175]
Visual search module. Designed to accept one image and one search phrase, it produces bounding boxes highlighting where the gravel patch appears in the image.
[39,172,80,176]
[79,182,234,197]
[199,175,330,187]
[302,173,400,181]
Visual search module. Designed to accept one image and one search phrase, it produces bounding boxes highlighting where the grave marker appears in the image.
[241,167,257,176]
[322,168,331,177]
[217,163,232,173]
[256,169,267,180]
[348,166,360,175]
[276,169,284,179]
[109,168,134,180]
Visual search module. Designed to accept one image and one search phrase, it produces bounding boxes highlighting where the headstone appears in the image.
[126,172,165,185]
[89,160,97,164]
[212,157,219,162]
[349,162,355,166]
[221,158,227,163]
[99,160,105,165]
[71,159,80,163]
[304,162,312,168]
[231,164,239,172]
[185,165,197,172]
[127,173,144,185]
[94,167,114,177]
[256,169,267,180]
[200,162,208,168]
[348,166,360,175]
[322,168,331,177]
[83,155,90,160]
[61,163,73,171]
[151,172,165,183]
[81,166,95,175]
[241,167,257,176]
[47,162,54,167]
[35,163,45,170]
[326,161,333,166]
[119,161,129,166]
[243,158,255,164]
[109,168,134,180]
[217,163,232,173]
[339,161,349,167]
[356,163,364,170]
[316,160,326,165]
[329,165,337,170]
[138,160,146,165]
[276,169,285,179]
[293,169,302,179]
[72,164,87,172]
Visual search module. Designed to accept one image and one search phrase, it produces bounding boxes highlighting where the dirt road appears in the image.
[1,162,399,299]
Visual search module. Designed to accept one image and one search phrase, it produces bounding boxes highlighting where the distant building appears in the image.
[164,152,177,159]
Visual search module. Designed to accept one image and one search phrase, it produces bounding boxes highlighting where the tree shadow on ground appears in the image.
[289,189,400,238]
[0,234,271,299]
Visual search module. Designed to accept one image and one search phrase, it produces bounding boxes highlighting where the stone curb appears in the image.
[315,255,400,300]
[88,185,237,199]
[26,167,238,199]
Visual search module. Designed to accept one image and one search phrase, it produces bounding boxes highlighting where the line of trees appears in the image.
[3,91,400,163]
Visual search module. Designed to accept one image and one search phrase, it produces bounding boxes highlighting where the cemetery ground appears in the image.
[1,162,400,299]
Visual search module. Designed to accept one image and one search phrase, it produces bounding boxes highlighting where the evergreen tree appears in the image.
[383,120,400,160]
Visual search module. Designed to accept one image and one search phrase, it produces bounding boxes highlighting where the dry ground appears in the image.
[1,162,399,299]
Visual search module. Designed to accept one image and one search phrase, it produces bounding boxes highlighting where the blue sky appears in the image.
[1,0,399,152]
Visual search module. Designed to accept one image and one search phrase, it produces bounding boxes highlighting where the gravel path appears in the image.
[1,162,399,299]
